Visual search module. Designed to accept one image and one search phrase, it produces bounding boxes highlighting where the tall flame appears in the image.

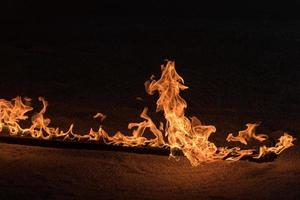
[0,61,295,166]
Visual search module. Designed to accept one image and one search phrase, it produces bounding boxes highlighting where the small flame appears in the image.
[254,133,295,159]
[0,61,295,166]
[226,123,268,145]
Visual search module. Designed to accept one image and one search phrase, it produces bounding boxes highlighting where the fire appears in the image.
[0,61,295,166]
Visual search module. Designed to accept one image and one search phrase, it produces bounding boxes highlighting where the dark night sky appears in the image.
[0,2,299,128]
[1,2,300,19]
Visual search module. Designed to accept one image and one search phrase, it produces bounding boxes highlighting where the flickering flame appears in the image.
[0,61,295,166]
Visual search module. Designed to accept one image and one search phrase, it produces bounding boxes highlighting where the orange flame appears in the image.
[0,61,295,166]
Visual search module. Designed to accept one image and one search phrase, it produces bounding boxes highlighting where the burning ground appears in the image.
[0,61,299,200]
[1,15,300,199]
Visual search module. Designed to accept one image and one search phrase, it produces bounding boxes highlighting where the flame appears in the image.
[0,60,295,166]
[254,133,295,159]
[226,123,268,145]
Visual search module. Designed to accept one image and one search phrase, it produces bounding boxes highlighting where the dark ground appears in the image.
[1,141,300,200]
[0,2,300,199]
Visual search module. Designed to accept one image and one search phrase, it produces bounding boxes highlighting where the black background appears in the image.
[0,1,299,132]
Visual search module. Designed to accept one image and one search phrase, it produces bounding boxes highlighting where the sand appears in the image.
[0,137,299,200]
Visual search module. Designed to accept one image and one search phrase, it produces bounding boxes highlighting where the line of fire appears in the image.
[0,61,295,166]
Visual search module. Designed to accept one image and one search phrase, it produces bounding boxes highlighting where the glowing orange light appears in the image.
[0,61,295,166]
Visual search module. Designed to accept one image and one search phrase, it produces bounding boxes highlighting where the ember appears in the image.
[0,61,295,166]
